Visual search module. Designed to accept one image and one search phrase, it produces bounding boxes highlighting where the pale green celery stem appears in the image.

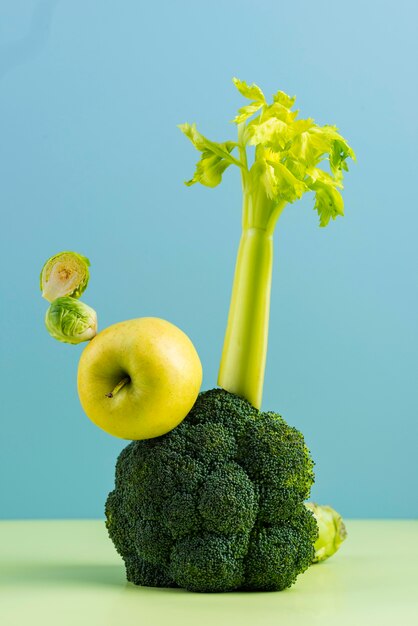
[237,122,249,224]
[219,122,285,408]
[217,226,273,409]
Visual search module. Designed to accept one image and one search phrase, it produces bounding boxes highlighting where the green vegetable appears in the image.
[45,296,97,344]
[305,502,347,563]
[40,251,90,302]
[180,78,355,409]
[105,389,317,592]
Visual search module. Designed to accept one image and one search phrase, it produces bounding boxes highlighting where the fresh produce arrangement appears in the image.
[41,78,353,593]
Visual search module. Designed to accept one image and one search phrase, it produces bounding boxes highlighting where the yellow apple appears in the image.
[77,317,202,440]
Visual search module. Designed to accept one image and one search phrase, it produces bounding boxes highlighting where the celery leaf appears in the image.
[179,123,240,166]
[185,151,232,187]
[179,122,242,187]
[232,78,266,124]
[232,78,265,103]
[233,102,264,125]
[272,90,296,109]
[247,117,294,151]
[312,182,345,227]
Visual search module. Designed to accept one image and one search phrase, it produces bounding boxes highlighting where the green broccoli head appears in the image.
[105,388,317,592]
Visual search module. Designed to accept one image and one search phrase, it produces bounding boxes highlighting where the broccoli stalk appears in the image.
[180,78,355,408]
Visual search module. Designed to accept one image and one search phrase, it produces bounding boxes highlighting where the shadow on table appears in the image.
[1,562,125,588]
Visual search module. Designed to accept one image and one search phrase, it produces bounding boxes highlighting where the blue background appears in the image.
[1,0,417,520]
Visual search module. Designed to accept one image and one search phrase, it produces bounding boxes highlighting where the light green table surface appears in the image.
[0,520,417,626]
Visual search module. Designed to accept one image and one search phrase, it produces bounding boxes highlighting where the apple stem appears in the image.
[105,376,131,398]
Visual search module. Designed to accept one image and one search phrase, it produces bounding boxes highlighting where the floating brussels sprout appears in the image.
[45,296,97,344]
[40,251,90,302]
[305,502,347,563]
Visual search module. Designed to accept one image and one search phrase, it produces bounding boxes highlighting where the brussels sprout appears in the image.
[45,297,97,344]
[40,251,90,302]
[305,502,347,563]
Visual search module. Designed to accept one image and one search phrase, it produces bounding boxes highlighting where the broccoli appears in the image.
[105,388,318,592]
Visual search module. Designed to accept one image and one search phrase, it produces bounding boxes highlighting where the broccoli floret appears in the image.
[170,533,248,592]
[198,463,258,535]
[105,388,317,592]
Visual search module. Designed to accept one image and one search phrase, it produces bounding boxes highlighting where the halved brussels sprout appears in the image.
[45,297,97,344]
[40,251,90,302]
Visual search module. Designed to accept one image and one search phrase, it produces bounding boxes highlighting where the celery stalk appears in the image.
[218,227,273,408]
[180,78,355,408]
